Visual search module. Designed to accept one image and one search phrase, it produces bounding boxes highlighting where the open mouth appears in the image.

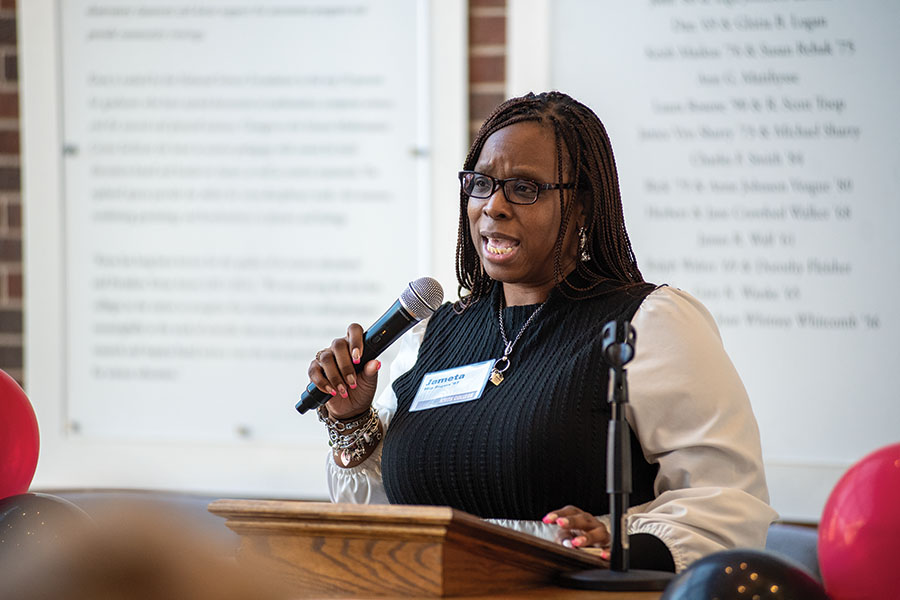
[483,236,520,258]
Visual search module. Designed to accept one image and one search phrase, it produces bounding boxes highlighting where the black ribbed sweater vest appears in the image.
[382,279,660,520]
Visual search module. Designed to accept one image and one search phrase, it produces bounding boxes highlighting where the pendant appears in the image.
[490,356,510,386]
[340,450,352,466]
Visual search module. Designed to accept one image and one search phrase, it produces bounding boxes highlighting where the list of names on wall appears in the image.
[59,0,424,442]
[635,0,875,337]
[551,0,899,473]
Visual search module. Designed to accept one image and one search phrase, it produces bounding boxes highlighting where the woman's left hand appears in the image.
[543,505,611,556]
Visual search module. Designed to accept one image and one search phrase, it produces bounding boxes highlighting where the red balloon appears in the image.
[0,370,39,499]
[819,442,900,600]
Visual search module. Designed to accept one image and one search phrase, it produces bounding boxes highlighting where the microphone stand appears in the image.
[557,321,675,591]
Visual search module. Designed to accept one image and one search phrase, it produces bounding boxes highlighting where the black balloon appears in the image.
[661,548,830,600]
[0,493,93,566]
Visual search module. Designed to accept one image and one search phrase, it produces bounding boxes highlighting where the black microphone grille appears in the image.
[400,277,444,320]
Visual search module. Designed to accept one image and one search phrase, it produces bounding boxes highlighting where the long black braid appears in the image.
[455,91,645,310]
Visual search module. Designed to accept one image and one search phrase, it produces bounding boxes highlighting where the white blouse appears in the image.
[326,286,778,572]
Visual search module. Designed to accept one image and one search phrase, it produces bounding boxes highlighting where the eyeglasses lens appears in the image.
[506,180,538,204]
[462,173,538,204]
[465,173,494,198]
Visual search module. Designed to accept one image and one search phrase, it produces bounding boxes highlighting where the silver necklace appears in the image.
[489,300,547,386]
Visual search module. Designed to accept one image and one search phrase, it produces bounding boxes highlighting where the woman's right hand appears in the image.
[308,323,381,419]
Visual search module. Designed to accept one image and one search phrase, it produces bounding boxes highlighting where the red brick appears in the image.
[0,130,18,154]
[0,92,18,118]
[469,15,505,45]
[7,200,19,228]
[6,271,20,299]
[4,54,16,81]
[0,307,20,331]
[470,91,505,120]
[0,167,18,190]
[0,344,23,369]
[470,55,504,84]
[0,236,20,261]
[0,18,15,45]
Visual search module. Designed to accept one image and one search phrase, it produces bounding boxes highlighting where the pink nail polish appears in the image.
[352,349,361,364]
[572,537,583,547]
[328,388,337,396]
[557,518,568,527]
[375,360,382,370]
[600,550,610,560]
[339,386,348,398]
[542,516,552,524]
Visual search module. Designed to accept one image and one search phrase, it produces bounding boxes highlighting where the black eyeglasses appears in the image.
[458,170,575,205]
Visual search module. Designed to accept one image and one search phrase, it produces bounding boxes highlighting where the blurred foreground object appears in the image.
[660,548,828,599]
[818,442,900,600]
[0,492,93,567]
[0,502,290,600]
[0,369,39,499]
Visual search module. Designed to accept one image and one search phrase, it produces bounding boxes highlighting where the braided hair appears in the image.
[455,91,645,309]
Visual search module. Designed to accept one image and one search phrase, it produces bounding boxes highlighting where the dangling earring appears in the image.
[578,226,591,262]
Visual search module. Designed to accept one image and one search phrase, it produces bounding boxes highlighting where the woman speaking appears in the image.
[306,91,776,573]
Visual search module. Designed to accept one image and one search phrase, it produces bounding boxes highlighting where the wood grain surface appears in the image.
[208,500,638,598]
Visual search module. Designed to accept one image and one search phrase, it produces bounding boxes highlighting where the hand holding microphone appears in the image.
[298,277,444,416]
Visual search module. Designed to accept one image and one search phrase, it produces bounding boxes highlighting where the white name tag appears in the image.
[409,360,495,412]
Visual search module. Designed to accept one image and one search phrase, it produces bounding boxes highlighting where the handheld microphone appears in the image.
[295,276,444,414]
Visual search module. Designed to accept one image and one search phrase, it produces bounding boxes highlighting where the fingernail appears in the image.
[347,375,357,389]
[352,348,361,364]
[339,385,348,398]
[375,360,382,371]
[600,550,610,560]
[542,514,554,524]
[556,517,569,527]
[572,536,585,547]
[327,387,337,396]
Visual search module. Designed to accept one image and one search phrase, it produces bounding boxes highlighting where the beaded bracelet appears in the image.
[317,406,383,467]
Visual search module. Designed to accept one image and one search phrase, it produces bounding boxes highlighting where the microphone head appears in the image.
[399,277,444,320]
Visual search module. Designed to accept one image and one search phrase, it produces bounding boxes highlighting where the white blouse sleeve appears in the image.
[489,287,778,572]
[325,318,427,504]
[621,286,778,572]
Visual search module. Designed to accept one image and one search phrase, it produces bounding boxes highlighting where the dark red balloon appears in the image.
[819,443,900,600]
[0,369,39,499]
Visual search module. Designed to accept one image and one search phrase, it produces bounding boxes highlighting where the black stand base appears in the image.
[557,568,675,591]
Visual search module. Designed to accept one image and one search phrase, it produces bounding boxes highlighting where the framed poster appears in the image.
[22,0,466,496]
[509,0,900,520]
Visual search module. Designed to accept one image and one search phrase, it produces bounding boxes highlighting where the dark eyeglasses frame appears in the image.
[458,170,575,205]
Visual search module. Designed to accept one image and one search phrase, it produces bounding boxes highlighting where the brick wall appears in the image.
[0,0,21,386]
[468,0,506,143]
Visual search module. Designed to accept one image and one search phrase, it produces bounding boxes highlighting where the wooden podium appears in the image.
[208,500,659,599]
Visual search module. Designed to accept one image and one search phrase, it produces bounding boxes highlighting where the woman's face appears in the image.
[467,121,582,301]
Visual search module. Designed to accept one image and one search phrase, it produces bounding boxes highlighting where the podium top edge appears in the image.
[208,499,461,523]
